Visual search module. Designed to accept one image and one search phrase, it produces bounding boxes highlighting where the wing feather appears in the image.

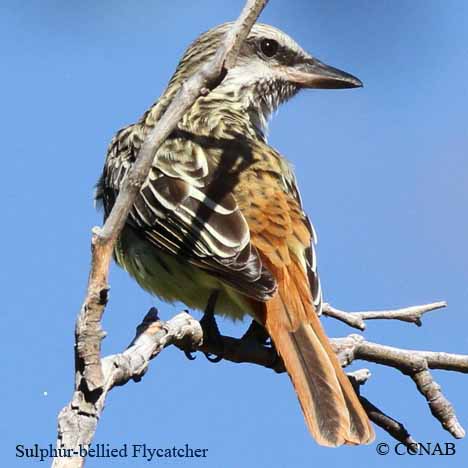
[97,125,277,301]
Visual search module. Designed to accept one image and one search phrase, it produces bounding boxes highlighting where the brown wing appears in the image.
[96,125,276,301]
[234,145,323,313]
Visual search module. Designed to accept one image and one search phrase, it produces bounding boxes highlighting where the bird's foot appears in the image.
[183,349,197,361]
[183,291,224,362]
[241,320,282,372]
[268,341,282,372]
[200,291,224,362]
[241,319,270,345]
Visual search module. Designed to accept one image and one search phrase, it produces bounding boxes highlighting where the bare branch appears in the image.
[58,300,467,464]
[53,311,202,468]
[332,335,466,439]
[347,369,419,449]
[332,335,468,374]
[224,0,269,68]
[347,368,372,385]
[191,316,467,442]
[322,301,447,331]
[102,310,202,388]
[360,396,419,449]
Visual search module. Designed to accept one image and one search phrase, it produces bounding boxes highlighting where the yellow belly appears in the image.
[115,226,253,320]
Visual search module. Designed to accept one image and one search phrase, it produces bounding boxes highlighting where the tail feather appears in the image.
[259,260,374,446]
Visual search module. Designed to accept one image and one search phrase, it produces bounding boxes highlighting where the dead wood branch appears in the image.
[347,369,418,449]
[190,304,467,444]
[56,300,467,465]
[360,396,419,449]
[333,335,466,439]
[53,311,202,468]
[322,301,447,331]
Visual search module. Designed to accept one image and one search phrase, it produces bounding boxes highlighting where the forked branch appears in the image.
[193,302,467,446]
[54,311,202,468]
[56,300,467,464]
[322,301,447,331]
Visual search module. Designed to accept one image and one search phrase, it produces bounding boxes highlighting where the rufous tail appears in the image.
[258,260,374,446]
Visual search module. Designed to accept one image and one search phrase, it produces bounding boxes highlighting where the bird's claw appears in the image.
[241,320,282,372]
[199,291,225,363]
[182,291,224,363]
[203,352,223,363]
[268,343,283,372]
[184,350,197,361]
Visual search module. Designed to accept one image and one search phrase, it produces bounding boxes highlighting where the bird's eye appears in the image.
[260,38,279,58]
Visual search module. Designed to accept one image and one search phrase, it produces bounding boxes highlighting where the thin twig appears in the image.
[322,301,447,331]
[360,397,419,449]
[347,369,419,449]
[332,335,466,439]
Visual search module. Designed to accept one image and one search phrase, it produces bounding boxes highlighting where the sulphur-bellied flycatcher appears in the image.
[96,23,374,446]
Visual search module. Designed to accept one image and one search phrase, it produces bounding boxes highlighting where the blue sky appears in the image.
[2,1,468,466]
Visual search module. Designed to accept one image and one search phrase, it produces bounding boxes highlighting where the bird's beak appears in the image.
[287,57,363,89]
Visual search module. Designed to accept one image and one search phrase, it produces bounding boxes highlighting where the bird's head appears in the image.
[164,22,362,136]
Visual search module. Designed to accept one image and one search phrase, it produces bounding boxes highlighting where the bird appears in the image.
[96,22,374,447]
